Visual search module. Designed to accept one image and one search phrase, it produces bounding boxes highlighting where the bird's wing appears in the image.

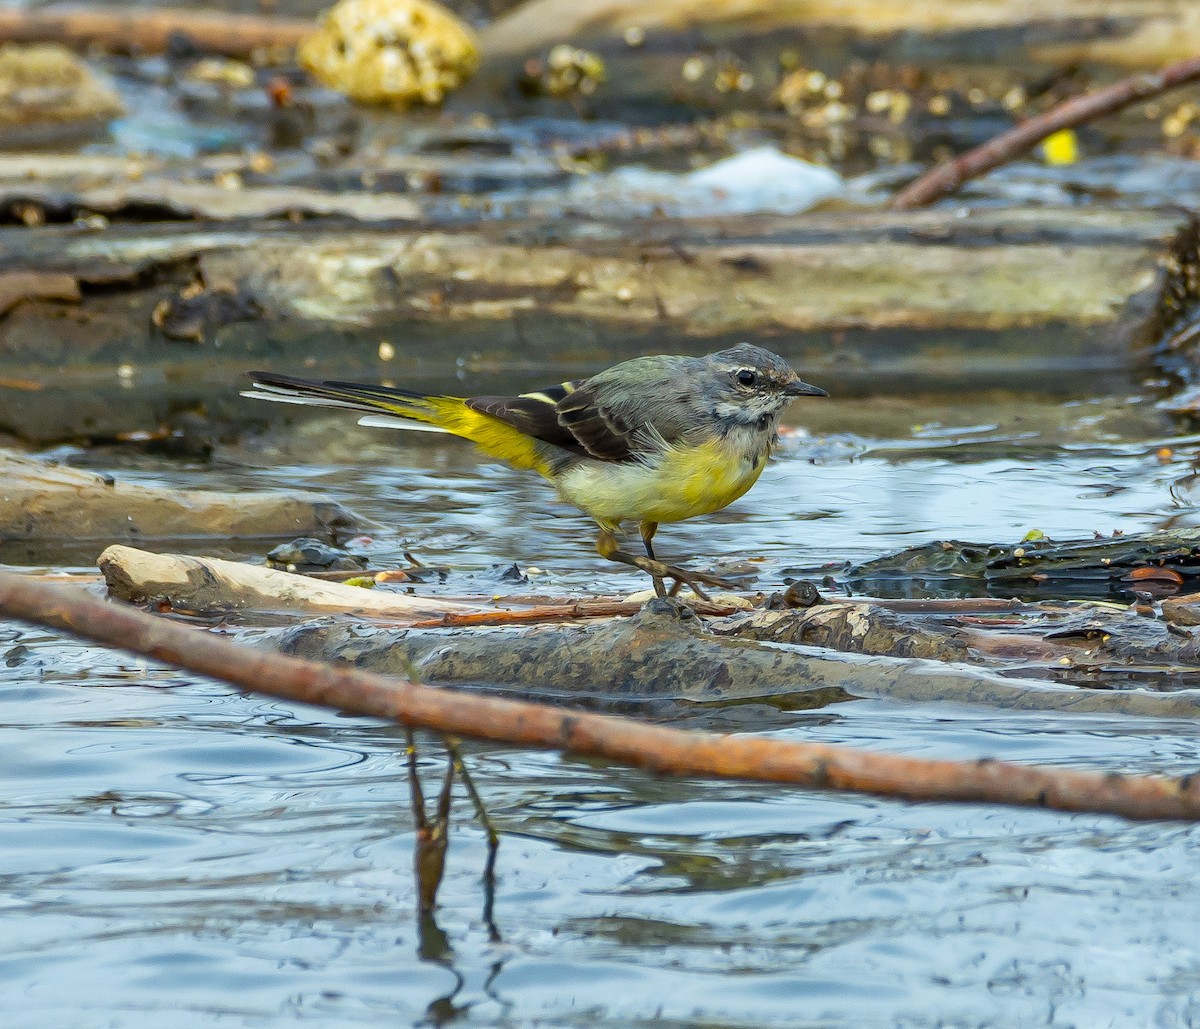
[551,381,639,461]
[466,382,598,459]
[467,380,645,462]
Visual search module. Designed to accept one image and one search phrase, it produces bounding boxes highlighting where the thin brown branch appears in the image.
[1,570,1199,821]
[407,596,738,628]
[890,56,1200,210]
[0,6,311,58]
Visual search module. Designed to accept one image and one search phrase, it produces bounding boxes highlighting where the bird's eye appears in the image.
[736,369,757,387]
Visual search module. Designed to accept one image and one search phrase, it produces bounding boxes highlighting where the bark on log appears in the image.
[720,603,1200,689]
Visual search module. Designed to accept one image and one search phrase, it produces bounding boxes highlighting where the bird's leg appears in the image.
[596,527,736,600]
[639,521,658,561]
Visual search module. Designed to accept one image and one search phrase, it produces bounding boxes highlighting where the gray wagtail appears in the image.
[244,343,827,597]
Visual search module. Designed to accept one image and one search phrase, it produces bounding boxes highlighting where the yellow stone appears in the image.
[299,0,478,107]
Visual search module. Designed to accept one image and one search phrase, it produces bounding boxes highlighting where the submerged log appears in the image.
[0,206,1192,441]
[274,599,1200,717]
[11,567,1200,822]
[91,542,1200,706]
[847,528,1200,599]
[0,450,360,542]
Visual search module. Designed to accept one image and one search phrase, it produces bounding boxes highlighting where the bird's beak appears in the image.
[784,378,828,398]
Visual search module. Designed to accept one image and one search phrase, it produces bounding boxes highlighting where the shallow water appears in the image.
[6,385,1200,1026]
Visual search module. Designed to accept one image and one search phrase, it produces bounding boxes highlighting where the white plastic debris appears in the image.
[557,146,845,217]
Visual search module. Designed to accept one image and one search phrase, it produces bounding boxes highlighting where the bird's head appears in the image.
[701,343,827,431]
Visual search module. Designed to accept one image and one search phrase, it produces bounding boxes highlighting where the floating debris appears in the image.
[553,145,844,217]
[267,538,368,573]
[519,44,606,99]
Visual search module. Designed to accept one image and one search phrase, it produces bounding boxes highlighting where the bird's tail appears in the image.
[243,371,454,434]
[242,370,553,475]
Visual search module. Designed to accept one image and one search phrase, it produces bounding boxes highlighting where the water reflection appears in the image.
[6,401,1200,1024]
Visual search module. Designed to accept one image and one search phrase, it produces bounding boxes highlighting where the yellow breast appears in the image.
[555,434,768,526]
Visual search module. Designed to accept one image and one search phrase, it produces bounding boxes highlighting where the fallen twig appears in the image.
[407,596,739,627]
[891,55,1200,209]
[0,6,311,58]
[1,569,1199,820]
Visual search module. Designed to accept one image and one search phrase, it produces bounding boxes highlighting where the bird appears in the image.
[243,343,827,598]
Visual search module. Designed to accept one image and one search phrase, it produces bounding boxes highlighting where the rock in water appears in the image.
[299,0,478,107]
[0,44,123,146]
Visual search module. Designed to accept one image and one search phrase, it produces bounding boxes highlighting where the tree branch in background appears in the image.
[891,55,1200,210]
[1,569,1200,821]
[0,6,310,58]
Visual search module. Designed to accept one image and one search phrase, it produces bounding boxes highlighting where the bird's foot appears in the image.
[596,533,739,602]
[630,556,738,601]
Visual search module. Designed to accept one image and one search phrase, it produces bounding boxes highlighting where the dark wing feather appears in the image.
[466,382,592,458]
[553,382,637,461]
[467,379,642,462]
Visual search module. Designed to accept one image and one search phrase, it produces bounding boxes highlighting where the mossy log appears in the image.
[0,206,1192,441]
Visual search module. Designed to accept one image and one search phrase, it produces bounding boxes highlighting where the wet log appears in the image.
[0,206,1191,441]
[98,544,474,617]
[1162,594,1200,627]
[719,602,1200,690]
[847,528,1200,600]
[273,599,1200,717]
[84,538,1200,706]
[466,0,1200,117]
[0,449,360,542]
[9,568,1200,822]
